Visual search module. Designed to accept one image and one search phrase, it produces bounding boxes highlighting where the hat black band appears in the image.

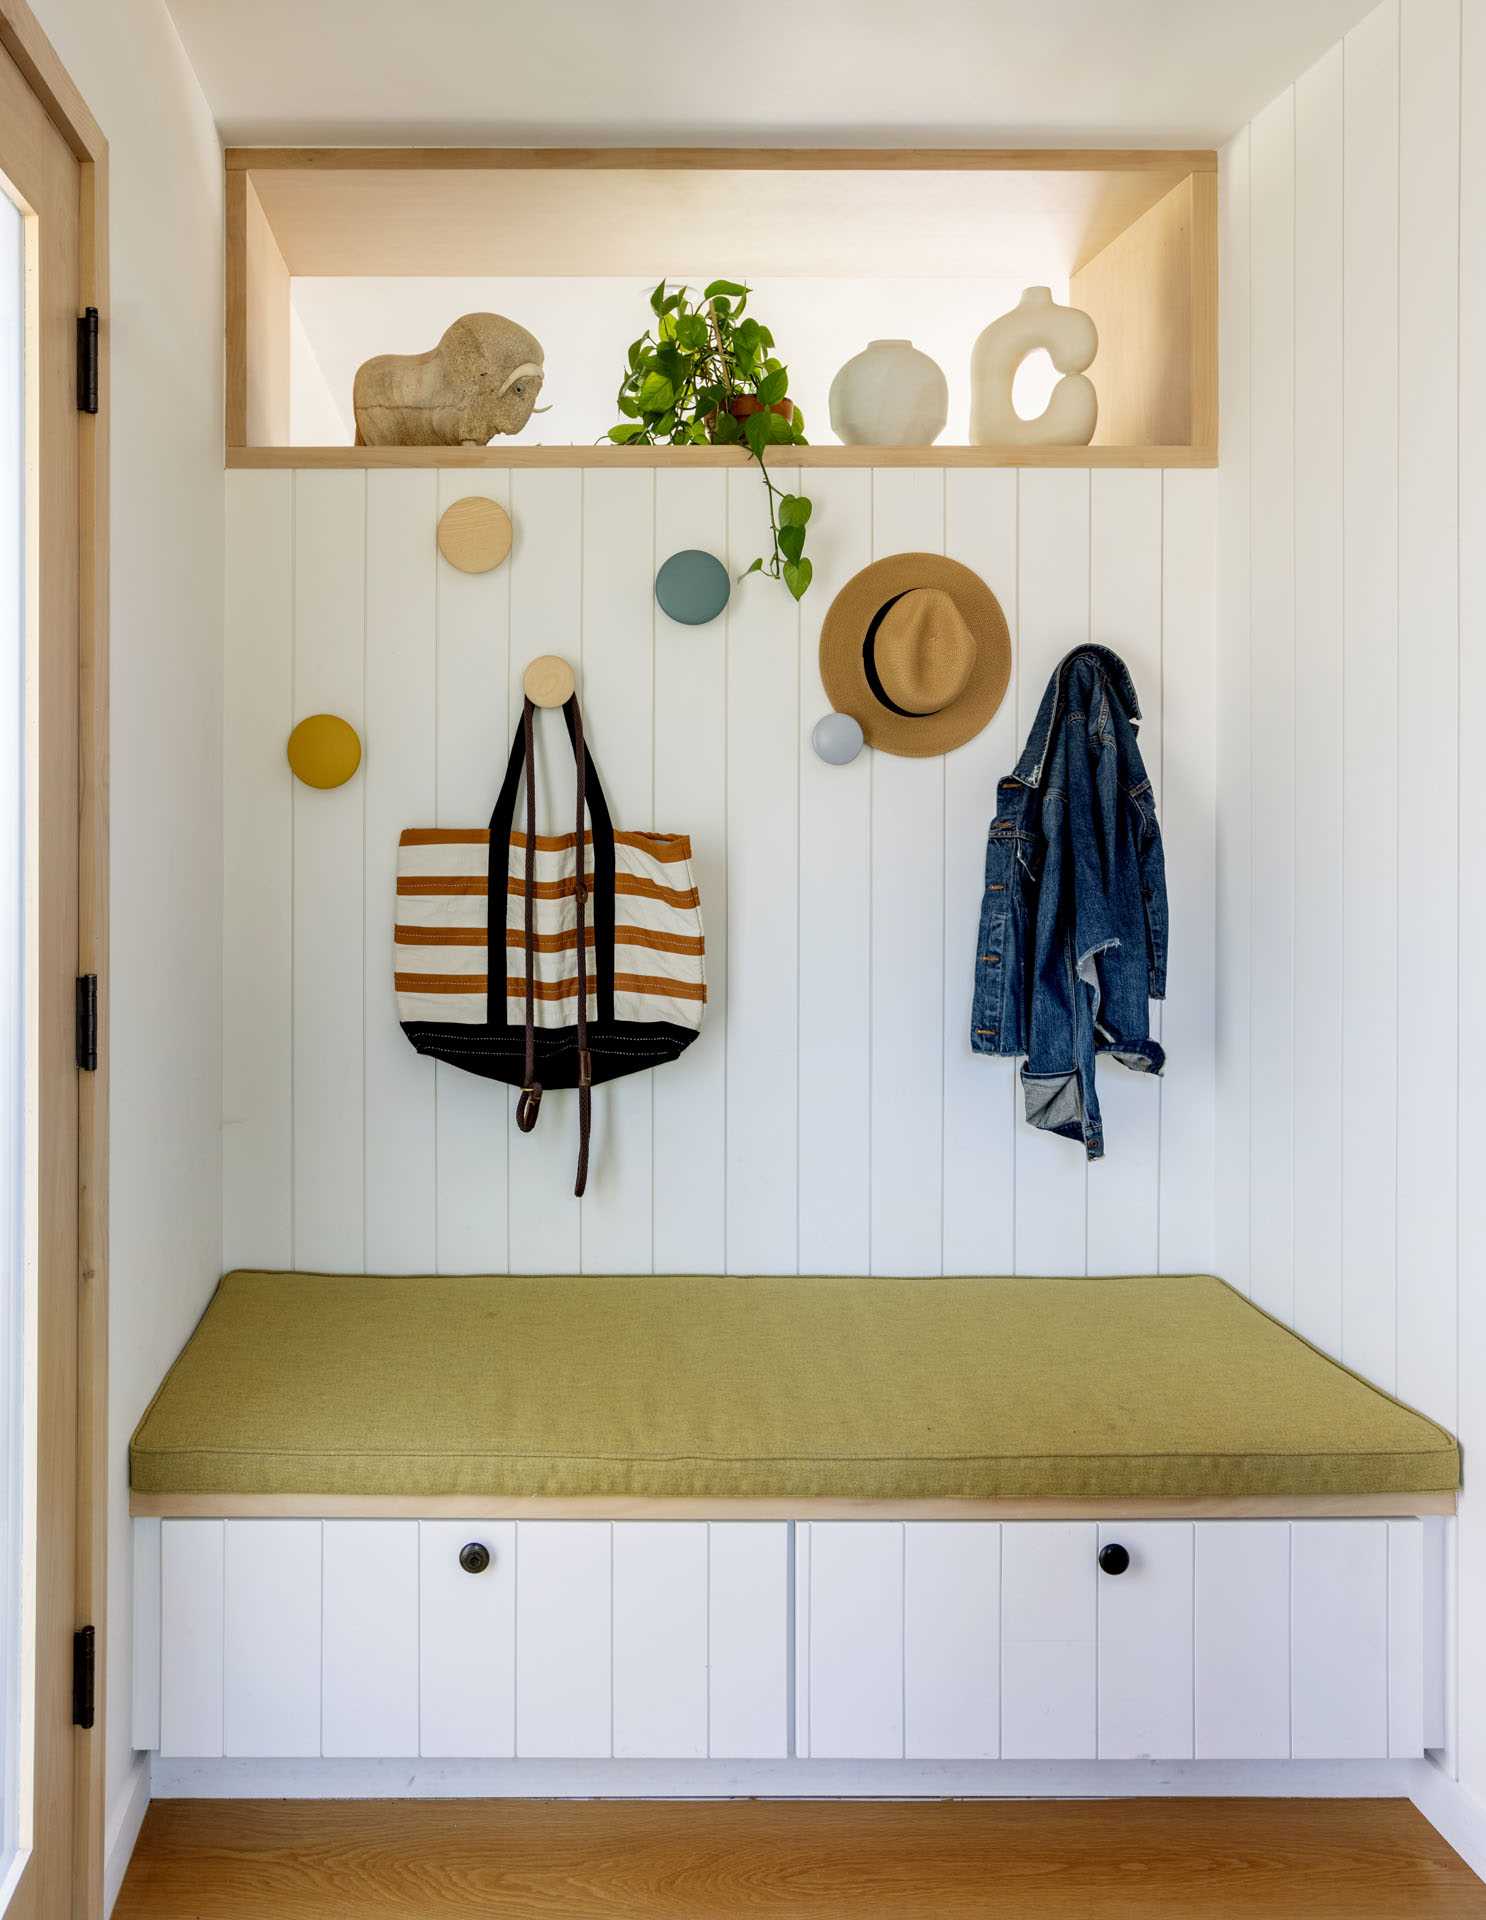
[861,592,917,719]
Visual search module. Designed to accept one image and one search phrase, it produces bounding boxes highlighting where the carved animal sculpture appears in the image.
[353,313,548,447]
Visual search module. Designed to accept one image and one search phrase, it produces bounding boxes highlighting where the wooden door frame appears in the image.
[0,3,107,1915]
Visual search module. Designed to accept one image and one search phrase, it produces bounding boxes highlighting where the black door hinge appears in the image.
[72,1626,95,1730]
[76,974,98,1072]
[77,308,99,415]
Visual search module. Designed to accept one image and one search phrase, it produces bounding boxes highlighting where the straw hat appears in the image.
[818,554,1011,758]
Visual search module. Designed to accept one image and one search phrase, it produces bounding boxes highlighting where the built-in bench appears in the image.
[129,1272,1458,1771]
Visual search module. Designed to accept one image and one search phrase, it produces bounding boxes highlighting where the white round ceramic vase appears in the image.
[828,339,949,446]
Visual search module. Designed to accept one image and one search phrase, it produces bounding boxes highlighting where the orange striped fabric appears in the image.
[394,825,706,1032]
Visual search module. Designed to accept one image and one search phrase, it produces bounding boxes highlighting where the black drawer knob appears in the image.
[459,1541,491,1575]
[1098,1542,1131,1577]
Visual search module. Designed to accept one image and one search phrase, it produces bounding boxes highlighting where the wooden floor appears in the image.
[115,1797,1485,1919]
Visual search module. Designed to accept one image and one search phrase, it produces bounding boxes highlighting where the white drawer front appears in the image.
[144,1516,1431,1764]
[420,1521,516,1758]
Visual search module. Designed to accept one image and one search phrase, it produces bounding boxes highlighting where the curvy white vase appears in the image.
[829,339,949,446]
[969,286,1098,447]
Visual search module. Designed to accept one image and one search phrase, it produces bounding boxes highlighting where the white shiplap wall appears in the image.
[225,462,1215,1283]
[1217,0,1484,1802]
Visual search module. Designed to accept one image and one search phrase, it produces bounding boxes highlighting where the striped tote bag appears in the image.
[395,692,705,1195]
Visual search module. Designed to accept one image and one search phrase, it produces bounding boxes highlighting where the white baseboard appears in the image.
[104,1755,151,1917]
[1411,1755,1486,1886]
[151,1754,1424,1801]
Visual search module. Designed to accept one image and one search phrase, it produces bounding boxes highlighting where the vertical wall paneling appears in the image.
[580,471,657,1271]
[797,469,873,1273]
[433,468,512,1273]
[364,470,438,1271]
[321,1521,420,1757]
[1086,471,1164,1274]
[1291,44,1346,1356]
[1215,128,1253,1297]
[806,1522,904,1759]
[515,1521,613,1757]
[1157,472,1217,1271]
[131,1518,162,1753]
[1194,1519,1290,1759]
[871,468,956,1274]
[1458,0,1486,1804]
[1290,1520,1388,1758]
[223,1520,322,1757]
[1394,0,1461,1424]
[721,466,802,1274]
[1013,472,1091,1274]
[1339,0,1401,1389]
[1245,89,1297,1325]
[651,470,728,1272]
[159,1520,224,1759]
[223,472,294,1269]
[292,471,367,1270]
[1388,1519,1426,1757]
[419,1520,516,1758]
[1001,1521,1097,1759]
[869,471,947,1274]
[707,1522,790,1759]
[612,1522,708,1759]
[942,471,1018,1276]
[229,457,1215,1278]
[725,467,800,1272]
[506,469,585,1270]
[1095,1521,1194,1759]
[904,1521,1000,1759]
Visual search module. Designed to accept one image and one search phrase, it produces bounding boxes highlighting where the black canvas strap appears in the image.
[488,692,614,1193]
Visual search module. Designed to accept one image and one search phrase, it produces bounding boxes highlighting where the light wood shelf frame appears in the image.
[225,145,1219,469]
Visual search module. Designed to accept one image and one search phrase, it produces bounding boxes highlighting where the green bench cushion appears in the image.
[129,1271,1461,1501]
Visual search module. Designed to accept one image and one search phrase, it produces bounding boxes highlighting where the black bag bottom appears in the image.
[402,1019,699,1090]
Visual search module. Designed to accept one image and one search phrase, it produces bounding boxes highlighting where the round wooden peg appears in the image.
[437,495,513,574]
[522,654,576,708]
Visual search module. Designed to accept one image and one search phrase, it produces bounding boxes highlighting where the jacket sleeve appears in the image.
[1064,676,1123,1007]
[1133,780,1168,999]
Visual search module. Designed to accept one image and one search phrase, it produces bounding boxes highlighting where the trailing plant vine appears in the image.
[609,280,814,599]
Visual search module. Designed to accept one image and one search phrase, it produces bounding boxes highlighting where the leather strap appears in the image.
[514,696,542,1135]
[572,701,592,1197]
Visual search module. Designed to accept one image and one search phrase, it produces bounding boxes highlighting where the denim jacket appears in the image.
[970,645,1167,1160]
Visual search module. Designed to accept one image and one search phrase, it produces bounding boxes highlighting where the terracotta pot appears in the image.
[728,395,794,423]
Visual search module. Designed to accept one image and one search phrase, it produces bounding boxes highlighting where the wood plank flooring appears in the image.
[115,1797,1485,1918]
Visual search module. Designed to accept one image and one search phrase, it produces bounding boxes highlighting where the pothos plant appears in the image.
[609,280,814,600]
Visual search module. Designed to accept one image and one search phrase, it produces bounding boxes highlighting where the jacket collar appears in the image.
[1011,645,1143,788]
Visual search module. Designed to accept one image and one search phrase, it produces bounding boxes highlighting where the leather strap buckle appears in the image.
[516,1082,543,1132]
[578,1049,593,1090]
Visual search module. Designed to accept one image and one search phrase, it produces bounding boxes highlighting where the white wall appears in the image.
[1216,0,1483,1815]
[223,463,1214,1283]
[25,0,224,1905]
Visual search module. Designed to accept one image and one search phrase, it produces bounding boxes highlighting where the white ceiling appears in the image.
[166,0,1375,149]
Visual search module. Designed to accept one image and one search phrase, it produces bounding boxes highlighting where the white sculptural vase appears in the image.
[969,287,1098,447]
[829,339,949,446]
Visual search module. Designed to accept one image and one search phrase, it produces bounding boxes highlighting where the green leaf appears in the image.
[638,372,675,413]
[710,296,732,318]
[713,411,744,444]
[675,313,710,351]
[649,279,667,314]
[608,422,645,443]
[778,493,812,528]
[618,395,640,418]
[763,408,795,444]
[783,557,813,601]
[778,523,806,563]
[704,279,748,299]
[756,368,788,407]
[654,410,677,437]
[739,556,765,581]
[744,411,772,458]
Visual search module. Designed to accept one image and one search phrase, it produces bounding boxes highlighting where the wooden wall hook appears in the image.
[522,655,576,708]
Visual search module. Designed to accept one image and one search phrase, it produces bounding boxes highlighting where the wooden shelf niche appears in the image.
[225,148,1218,469]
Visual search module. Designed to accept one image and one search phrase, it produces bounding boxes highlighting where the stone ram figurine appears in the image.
[353,313,548,447]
